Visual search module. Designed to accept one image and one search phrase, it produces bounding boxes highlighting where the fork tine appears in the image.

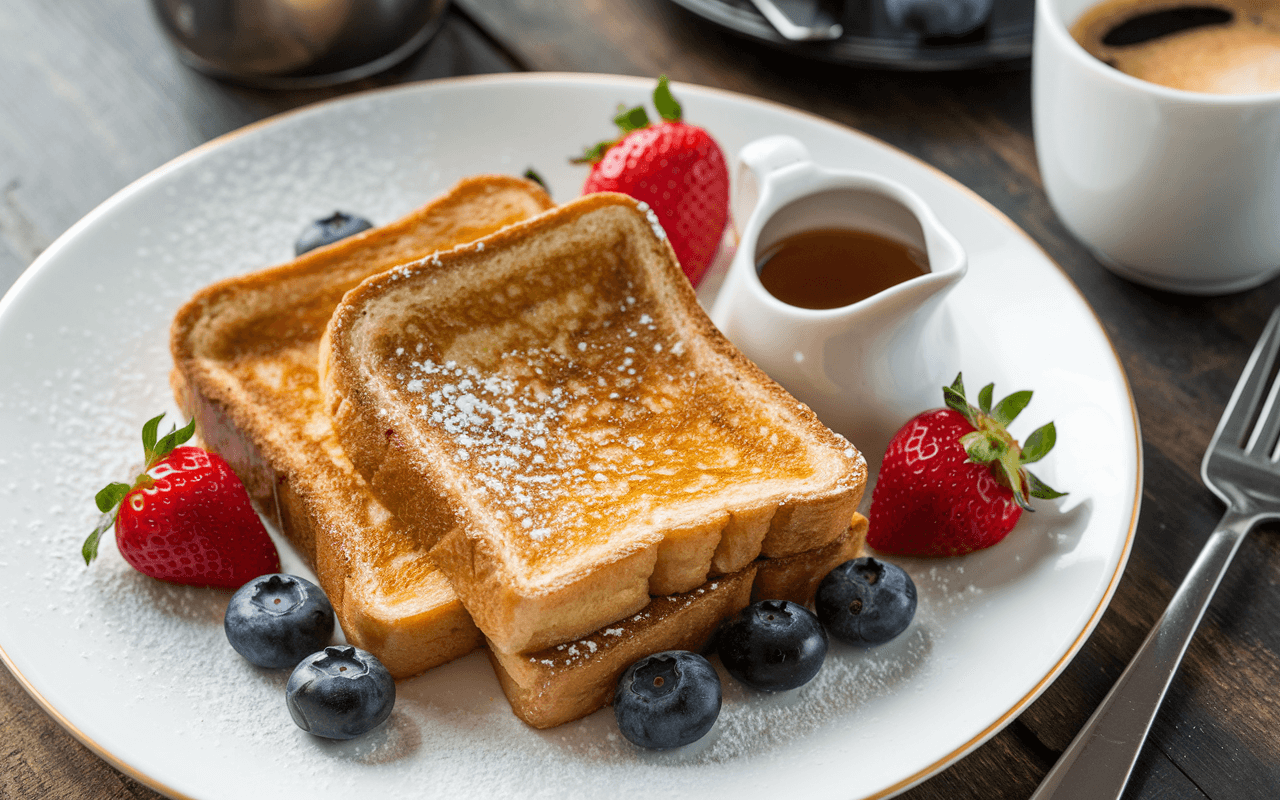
[1247,354,1280,459]
[1215,306,1280,451]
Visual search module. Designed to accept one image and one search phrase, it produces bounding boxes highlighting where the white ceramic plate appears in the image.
[0,74,1140,800]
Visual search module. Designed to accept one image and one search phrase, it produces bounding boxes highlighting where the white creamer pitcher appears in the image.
[710,135,967,461]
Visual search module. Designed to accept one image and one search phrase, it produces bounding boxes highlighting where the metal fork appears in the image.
[1031,306,1280,799]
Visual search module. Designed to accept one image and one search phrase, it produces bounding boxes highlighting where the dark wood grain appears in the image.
[5,0,1280,797]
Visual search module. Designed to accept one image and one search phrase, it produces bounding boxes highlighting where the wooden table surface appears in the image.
[3,1,1278,798]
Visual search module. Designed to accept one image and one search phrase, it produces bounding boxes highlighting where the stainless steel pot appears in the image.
[150,0,450,89]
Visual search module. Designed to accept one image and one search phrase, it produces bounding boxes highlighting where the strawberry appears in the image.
[867,374,1066,557]
[82,414,279,588]
[577,75,729,286]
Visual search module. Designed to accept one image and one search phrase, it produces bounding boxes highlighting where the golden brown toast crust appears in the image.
[170,176,553,677]
[490,517,868,729]
[321,193,867,655]
[752,513,869,607]
[489,567,756,731]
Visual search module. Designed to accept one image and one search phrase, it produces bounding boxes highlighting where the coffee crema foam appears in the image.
[1071,0,1280,94]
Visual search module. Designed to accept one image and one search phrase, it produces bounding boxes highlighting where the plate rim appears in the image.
[0,71,1142,800]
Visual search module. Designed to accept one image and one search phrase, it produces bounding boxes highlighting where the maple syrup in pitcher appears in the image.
[756,227,929,310]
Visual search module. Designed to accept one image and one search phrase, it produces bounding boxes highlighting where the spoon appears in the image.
[748,0,843,41]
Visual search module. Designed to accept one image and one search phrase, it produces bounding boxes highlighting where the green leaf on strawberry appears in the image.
[991,390,1031,428]
[943,374,978,427]
[576,75,691,165]
[575,141,612,164]
[1020,422,1057,464]
[1026,470,1067,500]
[83,481,132,564]
[522,168,548,191]
[977,382,994,414]
[95,482,131,513]
[653,75,682,121]
[141,414,164,454]
[613,105,650,133]
[82,511,114,565]
[575,78,681,165]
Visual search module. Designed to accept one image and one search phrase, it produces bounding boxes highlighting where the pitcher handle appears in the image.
[732,135,812,228]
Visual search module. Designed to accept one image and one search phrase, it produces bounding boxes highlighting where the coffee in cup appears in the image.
[1069,0,1280,94]
[1034,0,1280,294]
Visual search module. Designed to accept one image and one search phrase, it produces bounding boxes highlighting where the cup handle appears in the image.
[732,135,812,228]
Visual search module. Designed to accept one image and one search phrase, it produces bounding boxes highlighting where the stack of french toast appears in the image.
[171,175,868,729]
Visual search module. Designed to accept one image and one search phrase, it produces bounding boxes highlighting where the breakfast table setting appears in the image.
[2,1,1279,799]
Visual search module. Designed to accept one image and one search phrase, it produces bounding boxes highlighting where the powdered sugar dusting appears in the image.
[633,200,667,241]
[385,287,817,570]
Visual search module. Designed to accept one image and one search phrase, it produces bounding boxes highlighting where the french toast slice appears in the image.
[491,516,868,729]
[170,175,555,678]
[321,192,868,654]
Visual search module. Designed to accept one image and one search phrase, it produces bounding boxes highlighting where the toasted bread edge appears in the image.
[489,515,868,729]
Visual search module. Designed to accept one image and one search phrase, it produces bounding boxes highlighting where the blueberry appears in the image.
[286,645,395,739]
[816,557,917,645]
[614,650,721,749]
[294,211,373,255]
[716,600,827,692]
[224,574,334,668]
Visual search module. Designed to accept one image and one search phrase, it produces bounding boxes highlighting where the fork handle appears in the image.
[1030,507,1255,800]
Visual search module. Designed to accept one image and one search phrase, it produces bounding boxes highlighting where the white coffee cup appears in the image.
[1033,0,1280,295]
